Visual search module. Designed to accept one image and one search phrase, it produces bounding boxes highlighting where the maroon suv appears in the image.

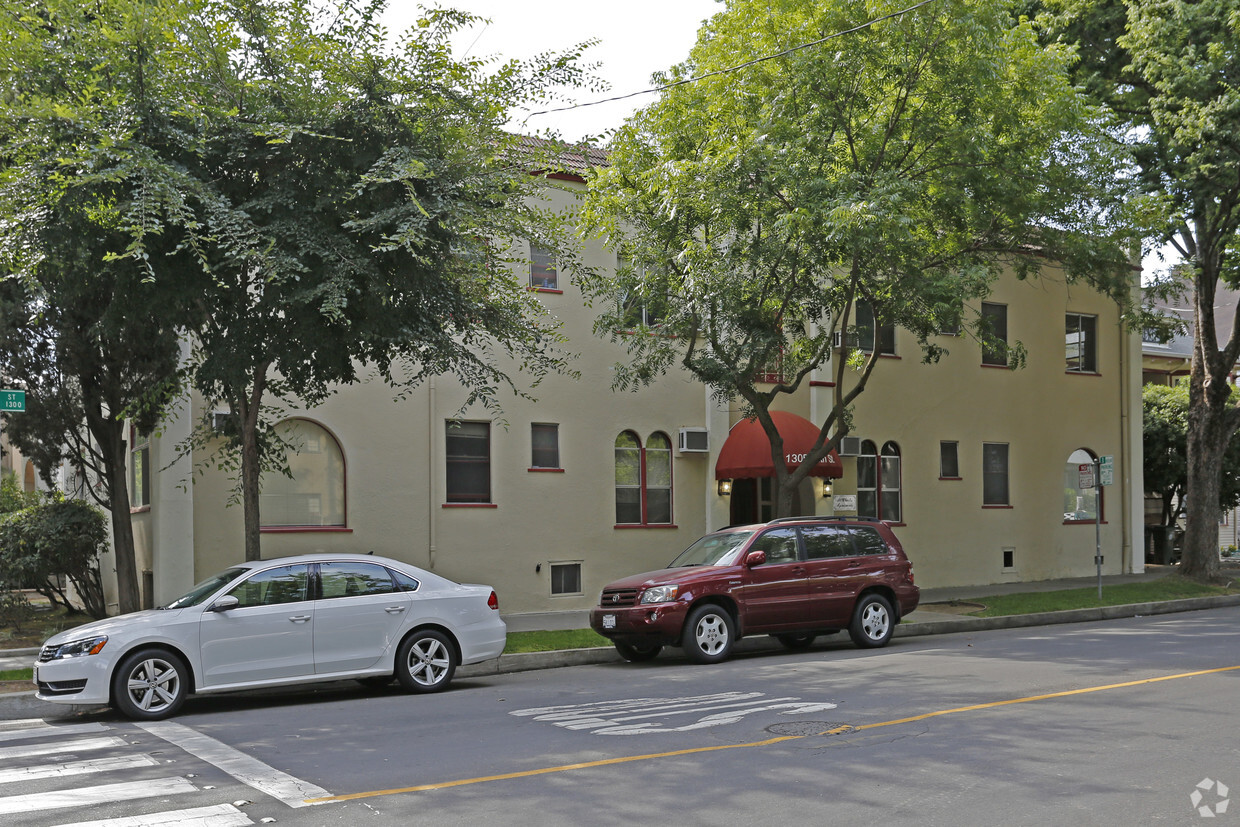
[590,517,919,664]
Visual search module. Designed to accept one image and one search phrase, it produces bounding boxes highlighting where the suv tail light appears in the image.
[487,590,499,611]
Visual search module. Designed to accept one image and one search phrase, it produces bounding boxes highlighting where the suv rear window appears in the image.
[850,526,890,555]
[801,525,855,559]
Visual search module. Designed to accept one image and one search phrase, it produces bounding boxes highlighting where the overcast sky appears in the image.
[381,1,721,141]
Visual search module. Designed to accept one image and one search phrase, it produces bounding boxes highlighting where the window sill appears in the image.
[1064,519,1108,525]
[261,526,352,533]
[982,504,1013,509]
[528,467,565,473]
[980,363,1011,370]
[442,503,499,509]
[529,286,563,294]
[1065,370,1101,377]
[129,505,151,515]
[614,523,679,529]
[938,476,962,481]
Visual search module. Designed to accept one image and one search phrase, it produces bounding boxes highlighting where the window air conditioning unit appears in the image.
[838,436,862,456]
[678,427,710,453]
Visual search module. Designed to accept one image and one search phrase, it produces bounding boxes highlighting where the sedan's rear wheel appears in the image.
[111,648,189,721]
[848,594,895,648]
[614,642,662,662]
[682,604,735,664]
[396,630,457,693]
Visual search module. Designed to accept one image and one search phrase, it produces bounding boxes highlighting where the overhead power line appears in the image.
[522,0,942,122]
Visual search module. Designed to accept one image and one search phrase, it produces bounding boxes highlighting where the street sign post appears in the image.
[0,390,25,412]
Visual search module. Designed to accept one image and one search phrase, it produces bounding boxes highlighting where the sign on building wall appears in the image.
[833,494,857,512]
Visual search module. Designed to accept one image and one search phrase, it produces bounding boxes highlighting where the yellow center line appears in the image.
[851,663,1240,731]
[305,664,1240,805]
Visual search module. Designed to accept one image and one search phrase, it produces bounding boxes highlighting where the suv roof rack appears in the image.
[765,515,884,525]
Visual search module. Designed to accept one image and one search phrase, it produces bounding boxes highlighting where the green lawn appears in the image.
[0,669,31,682]
[504,628,610,653]
[963,578,1234,617]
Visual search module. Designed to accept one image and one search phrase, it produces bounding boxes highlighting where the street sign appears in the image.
[0,390,25,412]
[1099,455,1114,486]
[1078,463,1095,489]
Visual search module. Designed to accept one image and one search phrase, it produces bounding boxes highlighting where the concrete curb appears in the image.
[6,594,1240,720]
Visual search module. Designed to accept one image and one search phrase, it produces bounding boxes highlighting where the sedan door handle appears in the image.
[288,615,311,623]
[384,606,407,614]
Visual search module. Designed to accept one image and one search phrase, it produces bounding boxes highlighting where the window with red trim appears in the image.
[261,419,346,526]
[614,431,673,525]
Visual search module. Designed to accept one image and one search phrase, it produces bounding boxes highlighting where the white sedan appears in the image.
[34,553,506,720]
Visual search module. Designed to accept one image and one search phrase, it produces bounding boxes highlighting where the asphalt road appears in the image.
[3,606,1239,826]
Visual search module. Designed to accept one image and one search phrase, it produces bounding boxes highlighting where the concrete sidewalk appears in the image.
[3,565,1236,720]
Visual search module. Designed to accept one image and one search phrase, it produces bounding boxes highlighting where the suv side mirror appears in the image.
[744,550,767,568]
[208,595,240,613]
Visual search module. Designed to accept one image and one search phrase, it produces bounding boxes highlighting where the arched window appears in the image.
[857,440,902,522]
[23,460,36,494]
[261,419,346,527]
[1063,448,1100,522]
[614,431,673,526]
[881,441,902,523]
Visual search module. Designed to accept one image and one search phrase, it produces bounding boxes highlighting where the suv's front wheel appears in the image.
[849,593,895,648]
[682,604,735,664]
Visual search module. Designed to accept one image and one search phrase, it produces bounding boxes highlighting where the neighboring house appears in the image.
[120,165,1145,617]
[1140,282,1240,558]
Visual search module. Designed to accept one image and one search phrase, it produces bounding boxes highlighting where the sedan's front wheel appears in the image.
[396,630,457,693]
[682,604,735,664]
[111,648,189,720]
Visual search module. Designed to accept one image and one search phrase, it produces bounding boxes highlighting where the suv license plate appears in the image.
[602,614,616,629]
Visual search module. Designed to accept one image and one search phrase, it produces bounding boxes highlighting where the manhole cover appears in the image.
[766,721,854,736]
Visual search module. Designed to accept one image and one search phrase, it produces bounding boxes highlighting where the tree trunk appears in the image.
[238,366,268,562]
[100,421,141,614]
[1182,345,1232,582]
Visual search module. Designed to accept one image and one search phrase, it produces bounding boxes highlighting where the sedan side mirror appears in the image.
[208,595,240,613]
[744,550,767,568]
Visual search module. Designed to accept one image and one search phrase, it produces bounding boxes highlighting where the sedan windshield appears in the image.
[162,567,248,609]
[667,532,755,568]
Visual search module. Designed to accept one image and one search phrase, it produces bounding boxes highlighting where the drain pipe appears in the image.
[428,377,437,570]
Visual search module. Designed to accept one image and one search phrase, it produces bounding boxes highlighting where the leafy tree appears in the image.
[1,0,594,564]
[1041,0,1240,582]
[1142,383,1240,533]
[583,0,1134,516]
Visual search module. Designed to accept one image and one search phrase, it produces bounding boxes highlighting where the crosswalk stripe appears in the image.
[0,776,198,815]
[0,722,111,743]
[0,754,161,784]
[138,722,331,808]
[0,736,127,761]
[52,802,255,827]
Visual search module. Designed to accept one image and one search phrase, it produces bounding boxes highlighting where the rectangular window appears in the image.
[550,562,582,595]
[1066,313,1097,373]
[130,428,150,507]
[530,244,557,290]
[531,423,560,469]
[446,421,490,503]
[856,302,895,355]
[983,442,1010,506]
[981,302,1008,366]
[940,441,959,478]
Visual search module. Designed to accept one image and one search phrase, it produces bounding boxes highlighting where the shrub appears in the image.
[0,498,107,619]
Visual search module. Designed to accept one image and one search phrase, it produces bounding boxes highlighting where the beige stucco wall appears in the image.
[132,179,1144,613]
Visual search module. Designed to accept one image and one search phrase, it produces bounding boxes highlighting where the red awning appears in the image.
[714,411,843,480]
